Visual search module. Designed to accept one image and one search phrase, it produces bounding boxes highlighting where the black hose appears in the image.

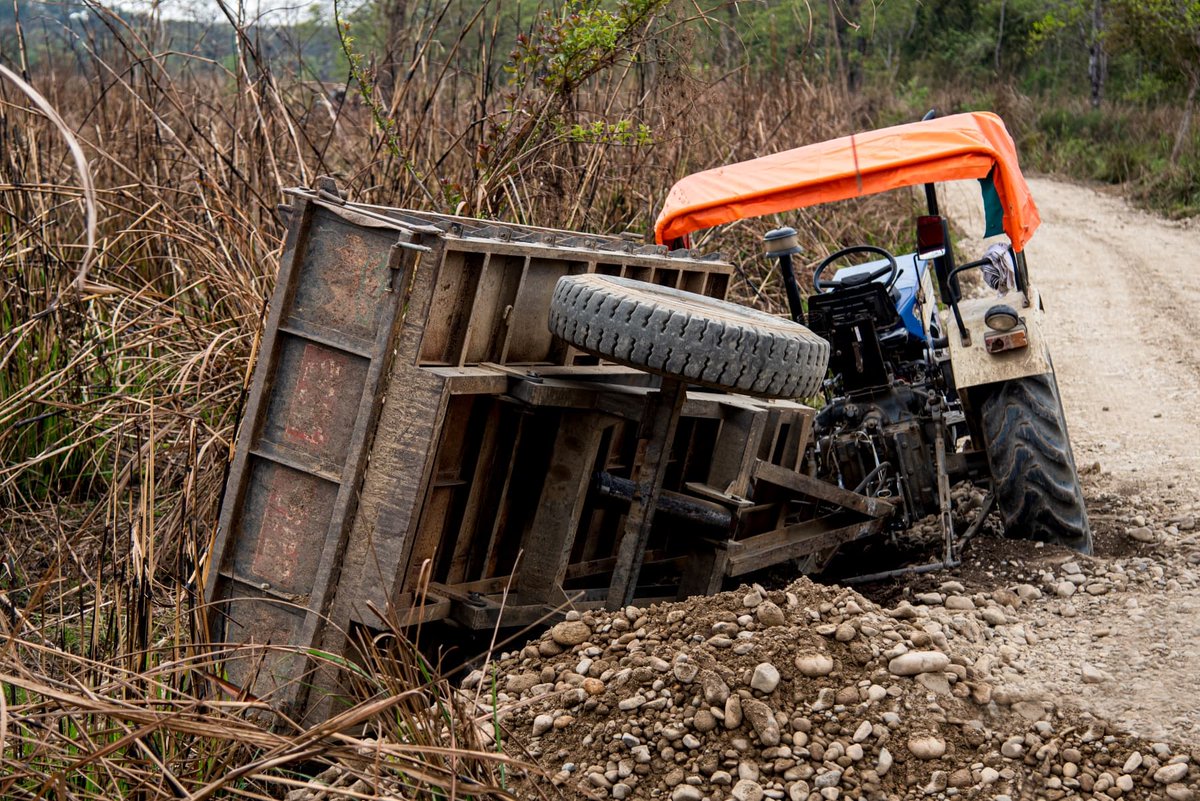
[854,461,891,495]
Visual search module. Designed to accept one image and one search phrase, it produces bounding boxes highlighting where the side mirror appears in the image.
[916,215,947,261]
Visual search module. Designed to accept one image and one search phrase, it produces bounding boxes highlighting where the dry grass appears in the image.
[0,1,911,796]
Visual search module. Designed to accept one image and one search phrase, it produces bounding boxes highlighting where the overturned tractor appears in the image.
[205,111,1088,721]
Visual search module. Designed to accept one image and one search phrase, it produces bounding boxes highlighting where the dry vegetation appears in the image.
[0,3,911,797]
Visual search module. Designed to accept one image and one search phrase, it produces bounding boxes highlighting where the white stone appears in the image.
[732,779,765,801]
[794,653,835,677]
[1155,764,1189,784]
[1081,661,1109,684]
[888,651,950,676]
[751,662,781,693]
[876,747,893,775]
[907,735,946,759]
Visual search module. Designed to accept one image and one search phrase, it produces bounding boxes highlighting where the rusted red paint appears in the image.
[283,343,348,448]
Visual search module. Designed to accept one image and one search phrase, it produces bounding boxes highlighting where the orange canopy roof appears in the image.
[654,111,1040,252]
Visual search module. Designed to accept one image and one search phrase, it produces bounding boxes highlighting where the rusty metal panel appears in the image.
[217,586,309,700]
[206,196,419,719]
[289,214,398,342]
[260,336,369,465]
[232,459,338,596]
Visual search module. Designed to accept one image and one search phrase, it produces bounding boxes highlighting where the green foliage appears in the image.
[1020,103,1200,215]
[509,0,670,92]
[563,118,653,145]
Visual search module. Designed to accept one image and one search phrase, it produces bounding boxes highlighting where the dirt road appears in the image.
[946,177,1200,743]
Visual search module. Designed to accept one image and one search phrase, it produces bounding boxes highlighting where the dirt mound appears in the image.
[470,575,1197,800]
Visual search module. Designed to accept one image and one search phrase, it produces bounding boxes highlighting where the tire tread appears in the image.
[980,374,1092,552]
[549,274,829,398]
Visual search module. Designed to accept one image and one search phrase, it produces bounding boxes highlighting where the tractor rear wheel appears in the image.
[549,274,830,399]
[980,372,1092,553]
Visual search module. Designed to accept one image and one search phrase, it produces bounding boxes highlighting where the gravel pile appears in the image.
[470,575,1198,800]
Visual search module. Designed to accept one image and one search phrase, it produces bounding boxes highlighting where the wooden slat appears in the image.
[752,459,895,518]
[445,402,504,584]
[480,413,526,580]
[606,379,687,609]
[443,236,728,272]
[515,412,610,605]
[725,515,885,577]
[706,405,768,497]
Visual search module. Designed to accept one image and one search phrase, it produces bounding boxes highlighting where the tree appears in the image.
[1030,0,1108,106]
[1108,0,1200,162]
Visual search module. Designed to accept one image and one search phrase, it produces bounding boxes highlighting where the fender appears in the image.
[939,288,1051,389]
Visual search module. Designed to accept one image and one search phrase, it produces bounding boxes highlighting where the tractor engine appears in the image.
[799,248,959,530]
[812,384,944,528]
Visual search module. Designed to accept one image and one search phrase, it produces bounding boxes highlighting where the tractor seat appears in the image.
[807,281,903,343]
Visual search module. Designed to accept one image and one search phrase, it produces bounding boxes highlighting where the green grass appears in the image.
[1020,102,1200,216]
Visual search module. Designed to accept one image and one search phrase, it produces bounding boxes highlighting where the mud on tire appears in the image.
[980,373,1092,553]
[549,274,830,399]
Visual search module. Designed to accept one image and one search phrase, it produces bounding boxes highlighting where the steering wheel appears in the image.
[813,245,900,293]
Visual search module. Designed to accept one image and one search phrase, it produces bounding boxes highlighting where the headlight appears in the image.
[984,304,1020,331]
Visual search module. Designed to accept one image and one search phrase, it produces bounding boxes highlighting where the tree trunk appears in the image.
[1171,72,1199,165]
[994,0,1007,73]
[828,0,848,94]
[1087,0,1105,109]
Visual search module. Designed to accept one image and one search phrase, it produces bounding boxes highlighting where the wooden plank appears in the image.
[445,401,504,584]
[563,550,680,582]
[417,249,479,364]
[351,597,452,628]
[678,544,729,598]
[515,412,609,605]
[496,255,533,363]
[683,481,755,508]
[504,257,585,363]
[706,405,768,497]
[752,459,895,518]
[422,366,510,395]
[777,409,813,471]
[607,379,687,610]
[450,601,556,630]
[726,515,885,577]
[480,412,526,580]
[519,364,647,380]
[457,252,495,366]
[443,237,731,273]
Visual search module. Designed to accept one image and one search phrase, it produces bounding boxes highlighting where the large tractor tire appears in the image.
[549,274,829,399]
[980,372,1092,553]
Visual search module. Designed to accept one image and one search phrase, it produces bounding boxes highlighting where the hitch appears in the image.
[844,408,994,585]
